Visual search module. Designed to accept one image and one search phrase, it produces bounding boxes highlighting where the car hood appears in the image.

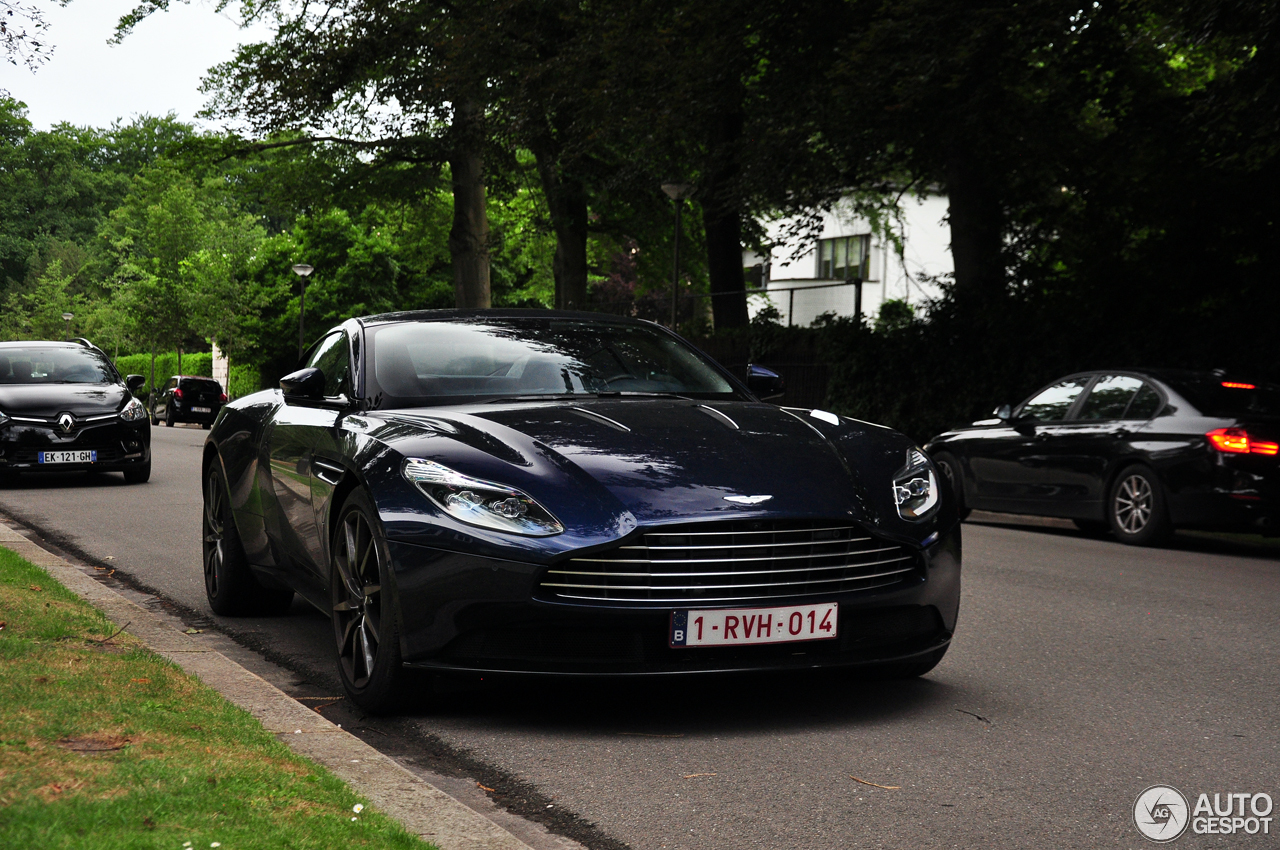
[0,383,127,418]
[378,399,876,525]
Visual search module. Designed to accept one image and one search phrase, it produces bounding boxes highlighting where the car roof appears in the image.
[355,308,655,328]
[0,340,85,349]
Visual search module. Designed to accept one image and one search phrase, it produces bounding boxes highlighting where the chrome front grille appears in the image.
[540,519,919,605]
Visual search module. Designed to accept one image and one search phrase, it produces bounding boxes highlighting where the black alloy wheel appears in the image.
[164,403,174,427]
[331,490,404,713]
[1108,465,1172,546]
[932,452,971,521]
[203,464,293,615]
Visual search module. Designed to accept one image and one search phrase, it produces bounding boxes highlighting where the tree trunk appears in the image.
[448,99,491,309]
[533,145,590,311]
[149,348,155,396]
[702,106,749,330]
[945,149,1005,311]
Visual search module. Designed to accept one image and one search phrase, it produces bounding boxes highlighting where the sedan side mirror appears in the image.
[746,364,785,401]
[280,367,325,400]
[994,403,1013,421]
[125,374,146,394]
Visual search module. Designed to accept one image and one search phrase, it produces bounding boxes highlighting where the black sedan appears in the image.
[202,311,961,712]
[925,369,1280,545]
[151,375,227,429]
[0,340,151,483]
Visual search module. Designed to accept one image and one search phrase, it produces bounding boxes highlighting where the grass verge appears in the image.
[0,546,435,850]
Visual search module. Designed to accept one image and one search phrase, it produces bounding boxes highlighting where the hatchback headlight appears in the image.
[402,458,564,536]
[119,398,147,423]
[893,448,939,520]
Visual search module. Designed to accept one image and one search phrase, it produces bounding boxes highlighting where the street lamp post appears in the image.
[291,264,314,360]
[661,183,694,329]
[61,312,74,339]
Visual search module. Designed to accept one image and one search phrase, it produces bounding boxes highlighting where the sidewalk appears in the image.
[0,520,540,850]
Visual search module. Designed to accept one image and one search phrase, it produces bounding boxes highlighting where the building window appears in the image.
[817,235,870,281]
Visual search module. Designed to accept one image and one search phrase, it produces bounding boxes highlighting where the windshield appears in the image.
[365,318,738,408]
[0,347,118,385]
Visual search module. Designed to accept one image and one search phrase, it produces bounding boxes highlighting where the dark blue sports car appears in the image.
[202,311,961,711]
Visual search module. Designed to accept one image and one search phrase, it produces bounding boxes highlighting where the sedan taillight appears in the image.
[1207,428,1279,455]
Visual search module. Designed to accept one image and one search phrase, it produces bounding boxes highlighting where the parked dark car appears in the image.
[202,310,961,712]
[925,369,1280,546]
[0,339,151,483]
[151,375,227,429]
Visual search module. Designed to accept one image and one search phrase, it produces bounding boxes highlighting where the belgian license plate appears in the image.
[39,450,97,464]
[670,602,838,648]
[192,406,211,413]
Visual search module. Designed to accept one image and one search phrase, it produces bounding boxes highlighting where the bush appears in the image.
[114,351,213,396]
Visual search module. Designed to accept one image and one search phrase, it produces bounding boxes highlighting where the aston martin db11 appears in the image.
[202,311,961,711]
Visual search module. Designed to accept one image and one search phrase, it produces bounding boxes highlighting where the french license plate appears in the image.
[39,450,97,464]
[192,406,211,413]
[670,602,838,648]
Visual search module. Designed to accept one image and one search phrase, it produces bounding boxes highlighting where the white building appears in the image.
[745,193,953,326]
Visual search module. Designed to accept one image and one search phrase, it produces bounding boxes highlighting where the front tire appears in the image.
[331,489,405,714]
[932,452,971,521]
[123,460,151,484]
[1108,465,1172,546]
[203,463,294,615]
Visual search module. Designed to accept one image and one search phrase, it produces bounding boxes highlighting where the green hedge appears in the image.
[112,351,262,400]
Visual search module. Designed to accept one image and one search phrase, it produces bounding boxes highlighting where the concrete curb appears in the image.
[0,521,536,850]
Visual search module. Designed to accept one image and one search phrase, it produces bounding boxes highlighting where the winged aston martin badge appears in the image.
[724,495,773,505]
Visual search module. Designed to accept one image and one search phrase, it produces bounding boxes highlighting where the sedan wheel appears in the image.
[1108,465,1172,546]
[331,490,404,713]
[203,464,293,615]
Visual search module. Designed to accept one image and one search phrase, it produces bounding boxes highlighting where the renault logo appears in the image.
[58,413,76,433]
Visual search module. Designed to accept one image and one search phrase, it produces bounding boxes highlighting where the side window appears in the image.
[308,332,351,397]
[166,378,178,392]
[1124,383,1163,420]
[1078,375,1143,420]
[1019,378,1089,422]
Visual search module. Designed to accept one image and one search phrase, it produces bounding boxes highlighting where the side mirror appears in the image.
[746,364,786,401]
[125,374,146,394]
[994,403,1013,421]
[280,367,325,400]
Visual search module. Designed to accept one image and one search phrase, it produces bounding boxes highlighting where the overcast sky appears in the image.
[2,0,272,131]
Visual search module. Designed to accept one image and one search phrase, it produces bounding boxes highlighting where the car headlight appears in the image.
[893,448,939,521]
[402,458,564,536]
[119,397,147,423]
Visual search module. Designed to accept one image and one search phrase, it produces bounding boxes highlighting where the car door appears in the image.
[968,376,1091,512]
[265,332,354,582]
[1028,374,1146,516]
[156,378,175,418]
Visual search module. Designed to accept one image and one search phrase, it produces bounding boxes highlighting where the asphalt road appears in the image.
[2,425,1278,849]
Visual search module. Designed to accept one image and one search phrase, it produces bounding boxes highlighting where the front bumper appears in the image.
[0,418,151,471]
[388,524,962,675]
